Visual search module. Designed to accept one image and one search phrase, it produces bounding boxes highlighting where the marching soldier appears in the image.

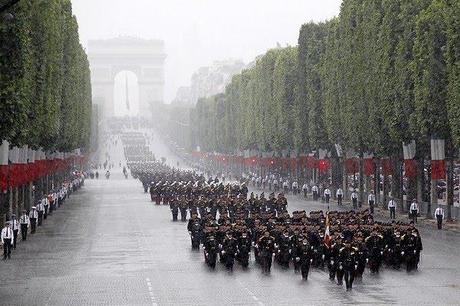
[339,241,358,290]
[179,196,188,222]
[19,210,30,241]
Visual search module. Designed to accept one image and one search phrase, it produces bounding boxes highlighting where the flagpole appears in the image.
[125,74,130,111]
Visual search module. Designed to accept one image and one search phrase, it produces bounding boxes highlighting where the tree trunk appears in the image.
[382,172,387,208]
[391,158,403,212]
[446,154,454,221]
[358,155,364,208]
[342,159,348,200]
[374,159,379,207]
[428,178,436,219]
[416,158,424,204]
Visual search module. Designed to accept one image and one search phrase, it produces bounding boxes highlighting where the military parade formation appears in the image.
[121,132,423,291]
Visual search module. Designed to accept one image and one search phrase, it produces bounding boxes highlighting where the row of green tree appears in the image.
[190,0,459,158]
[0,0,92,152]
[173,0,460,216]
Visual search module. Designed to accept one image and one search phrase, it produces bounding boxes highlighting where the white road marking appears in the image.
[237,280,265,306]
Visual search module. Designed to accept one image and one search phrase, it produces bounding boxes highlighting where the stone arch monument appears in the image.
[88,37,166,118]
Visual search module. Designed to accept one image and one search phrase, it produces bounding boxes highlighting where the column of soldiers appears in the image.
[1,172,85,260]
[136,167,423,290]
[123,135,423,290]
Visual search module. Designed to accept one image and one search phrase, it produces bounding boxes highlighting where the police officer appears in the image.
[336,187,343,206]
[19,210,30,241]
[351,190,358,209]
[368,190,375,214]
[324,187,331,204]
[36,200,45,226]
[409,199,419,224]
[388,197,396,219]
[1,222,13,260]
[29,206,38,233]
[302,182,308,198]
[10,214,20,249]
[434,205,444,230]
[312,184,319,201]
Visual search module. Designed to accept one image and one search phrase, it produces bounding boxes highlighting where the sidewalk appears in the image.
[250,186,460,233]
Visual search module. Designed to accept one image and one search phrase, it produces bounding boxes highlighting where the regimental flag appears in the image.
[324,213,331,249]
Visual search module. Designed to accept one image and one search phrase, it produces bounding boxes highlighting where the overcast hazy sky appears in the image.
[72,0,342,103]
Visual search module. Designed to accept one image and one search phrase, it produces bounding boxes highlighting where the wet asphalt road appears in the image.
[1,136,459,306]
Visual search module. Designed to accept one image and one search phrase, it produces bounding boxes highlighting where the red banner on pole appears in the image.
[381,158,393,176]
[345,158,359,174]
[364,158,374,176]
[404,159,416,178]
[431,160,445,180]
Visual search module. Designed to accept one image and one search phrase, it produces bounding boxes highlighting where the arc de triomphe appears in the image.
[88,37,166,119]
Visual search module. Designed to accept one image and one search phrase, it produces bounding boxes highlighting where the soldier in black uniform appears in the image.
[187,214,203,249]
[257,231,275,274]
[365,229,384,273]
[170,196,179,221]
[179,196,188,222]
[298,238,313,280]
[339,240,358,290]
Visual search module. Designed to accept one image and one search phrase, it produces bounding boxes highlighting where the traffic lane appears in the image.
[281,191,460,305]
[148,144,460,305]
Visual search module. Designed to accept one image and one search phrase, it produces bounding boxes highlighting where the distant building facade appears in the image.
[172,59,245,107]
